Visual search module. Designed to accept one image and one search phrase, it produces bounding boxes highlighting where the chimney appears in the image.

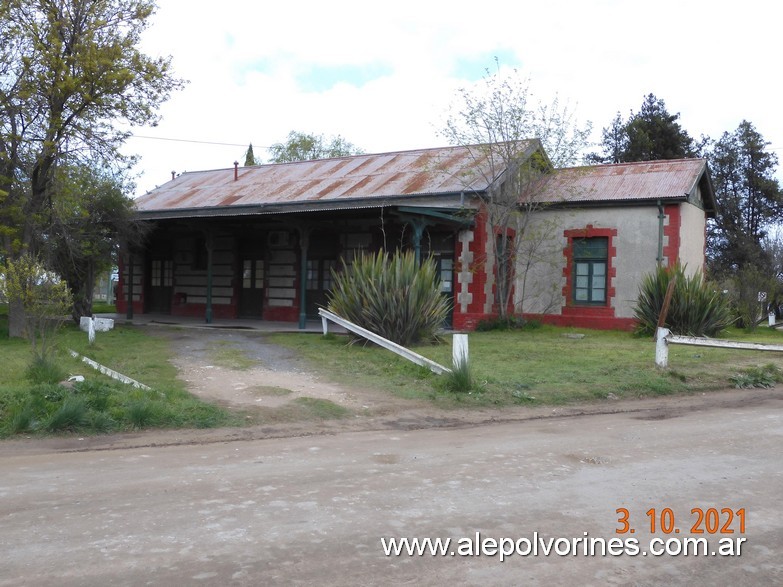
[171,171,175,181]
[234,161,239,181]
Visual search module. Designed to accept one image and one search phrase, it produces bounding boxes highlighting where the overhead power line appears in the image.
[130,134,270,149]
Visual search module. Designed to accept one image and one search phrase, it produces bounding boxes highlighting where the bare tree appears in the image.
[440,63,591,320]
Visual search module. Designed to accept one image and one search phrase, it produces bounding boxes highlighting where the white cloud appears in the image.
[125,0,783,195]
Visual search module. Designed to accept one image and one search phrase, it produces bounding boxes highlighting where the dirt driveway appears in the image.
[0,327,781,585]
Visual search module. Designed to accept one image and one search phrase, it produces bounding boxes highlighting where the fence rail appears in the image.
[655,327,783,368]
[318,308,452,375]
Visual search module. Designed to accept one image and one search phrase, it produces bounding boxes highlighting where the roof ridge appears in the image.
[559,157,706,173]
[171,141,542,176]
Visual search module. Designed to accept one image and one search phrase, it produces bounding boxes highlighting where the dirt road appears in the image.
[1,388,781,586]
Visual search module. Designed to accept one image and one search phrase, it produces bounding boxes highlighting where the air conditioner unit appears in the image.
[267,230,290,248]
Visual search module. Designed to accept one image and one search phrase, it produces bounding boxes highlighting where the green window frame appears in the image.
[572,238,607,305]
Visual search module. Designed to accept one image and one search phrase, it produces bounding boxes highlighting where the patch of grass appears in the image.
[249,396,351,425]
[26,357,67,384]
[291,397,351,419]
[8,405,35,434]
[125,399,158,429]
[269,326,783,408]
[248,385,293,396]
[0,317,239,438]
[45,398,88,432]
[730,364,782,389]
[91,303,116,314]
[440,359,475,393]
[206,340,256,370]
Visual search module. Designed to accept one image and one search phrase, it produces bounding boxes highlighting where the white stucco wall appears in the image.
[679,201,707,275]
[516,204,706,319]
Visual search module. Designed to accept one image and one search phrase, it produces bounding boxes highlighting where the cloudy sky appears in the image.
[124,0,783,197]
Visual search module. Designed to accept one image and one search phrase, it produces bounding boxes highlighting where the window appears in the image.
[151,259,173,287]
[439,258,453,293]
[572,238,607,304]
[243,259,264,289]
[307,259,337,290]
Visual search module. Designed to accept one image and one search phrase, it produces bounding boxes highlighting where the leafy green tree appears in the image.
[49,163,146,322]
[440,64,592,320]
[707,121,783,275]
[586,112,627,164]
[590,94,699,163]
[243,143,260,166]
[268,131,364,163]
[0,0,182,337]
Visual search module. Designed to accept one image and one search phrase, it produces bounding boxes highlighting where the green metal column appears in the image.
[411,220,425,266]
[205,233,214,324]
[298,228,310,330]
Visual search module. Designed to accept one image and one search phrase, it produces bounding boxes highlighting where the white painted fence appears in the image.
[68,349,152,390]
[655,327,783,368]
[318,308,454,375]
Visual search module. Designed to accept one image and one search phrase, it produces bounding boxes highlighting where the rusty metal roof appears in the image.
[135,144,714,218]
[537,158,715,211]
[134,144,521,213]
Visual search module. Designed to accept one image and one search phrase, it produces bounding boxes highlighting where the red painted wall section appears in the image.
[115,255,144,315]
[264,306,299,322]
[663,204,681,267]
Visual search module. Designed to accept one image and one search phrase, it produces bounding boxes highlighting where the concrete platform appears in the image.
[94,313,347,334]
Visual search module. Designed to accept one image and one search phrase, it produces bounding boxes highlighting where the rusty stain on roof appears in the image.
[134,143,712,216]
[538,158,713,208]
[134,144,508,213]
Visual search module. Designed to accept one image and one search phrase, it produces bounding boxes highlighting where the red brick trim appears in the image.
[561,225,618,326]
[524,312,636,331]
[663,204,681,267]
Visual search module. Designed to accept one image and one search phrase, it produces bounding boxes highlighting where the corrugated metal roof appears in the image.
[134,144,519,212]
[537,158,712,206]
[134,144,713,217]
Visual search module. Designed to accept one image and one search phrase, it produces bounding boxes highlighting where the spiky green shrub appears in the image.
[327,250,451,346]
[634,263,733,337]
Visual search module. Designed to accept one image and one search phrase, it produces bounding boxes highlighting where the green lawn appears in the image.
[0,313,239,438]
[3,302,782,437]
[270,325,783,407]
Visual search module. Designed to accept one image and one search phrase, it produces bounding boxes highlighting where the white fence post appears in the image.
[769,312,776,328]
[655,327,670,368]
[452,333,469,369]
[87,317,96,346]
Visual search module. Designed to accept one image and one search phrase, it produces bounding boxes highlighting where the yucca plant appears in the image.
[327,250,451,347]
[634,263,733,337]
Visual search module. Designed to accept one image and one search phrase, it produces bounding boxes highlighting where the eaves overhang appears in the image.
[540,194,691,211]
[134,192,479,221]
